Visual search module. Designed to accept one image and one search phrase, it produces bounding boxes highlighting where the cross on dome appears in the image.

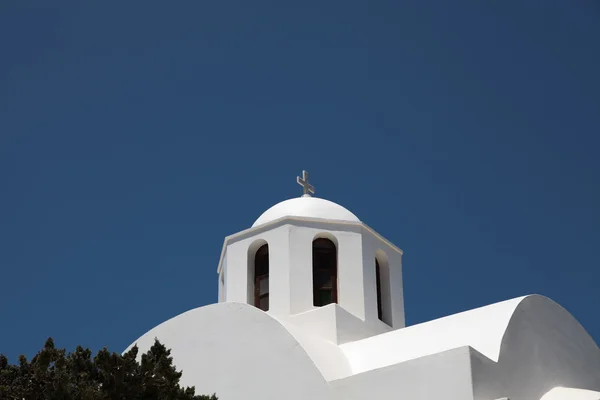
[296,170,315,197]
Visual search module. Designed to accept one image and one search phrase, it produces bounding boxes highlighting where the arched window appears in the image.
[254,244,269,311]
[312,238,337,307]
[375,253,392,326]
[376,258,383,320]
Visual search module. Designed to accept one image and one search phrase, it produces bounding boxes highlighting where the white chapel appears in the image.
[127,171,600,400]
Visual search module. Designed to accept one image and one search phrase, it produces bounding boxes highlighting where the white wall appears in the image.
[331,346,476,400]
[126,294,600,400]
[386,244,404,328]
[279,303,392,347]
[471,296,600,400]
[285,221,366,317]
[540,387,600,400]
[217,253,226,302]
[126,304,474,399]
[126,303,334,399]
[222,224,290,314]
[360,230,405,329]
[219,218,404,332]
[340,297,524,375]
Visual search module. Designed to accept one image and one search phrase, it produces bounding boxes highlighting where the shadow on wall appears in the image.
[475,295,600,400]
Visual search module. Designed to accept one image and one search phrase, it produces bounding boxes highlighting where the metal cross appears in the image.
[296,170,315,197]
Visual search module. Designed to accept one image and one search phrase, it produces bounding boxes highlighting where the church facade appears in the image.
[127,171,600,400]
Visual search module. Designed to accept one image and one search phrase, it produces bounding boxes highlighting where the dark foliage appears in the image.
[0,338,217,400]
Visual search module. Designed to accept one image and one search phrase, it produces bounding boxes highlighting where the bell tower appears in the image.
[216,171,405,344]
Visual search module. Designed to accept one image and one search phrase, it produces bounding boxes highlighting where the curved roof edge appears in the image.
[339,295,582,375]
[252,196,361,228]
[541,387,600,400]
[124,302,351,382]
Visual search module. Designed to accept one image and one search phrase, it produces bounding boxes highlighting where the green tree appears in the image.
[0,337,217,400]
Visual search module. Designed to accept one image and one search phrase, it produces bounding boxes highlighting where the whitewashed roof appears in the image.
[340,296,528,374]
[252,196,360,227]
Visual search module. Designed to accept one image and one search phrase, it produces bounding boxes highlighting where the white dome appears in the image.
[252,196,360,227]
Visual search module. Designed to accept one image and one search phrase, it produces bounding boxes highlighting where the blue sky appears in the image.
[1,1,599,362]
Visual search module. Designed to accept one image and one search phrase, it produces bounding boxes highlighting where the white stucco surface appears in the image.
[218,219,404,328]
[340,296,526,374]
[471,295,600,400]
[126,302,333,399]
[331,347,476,400]
[337,294,600,399]
[128,294,600,400]
[126,192,600,400]
[252,196,360,227]
[540,387,600,400]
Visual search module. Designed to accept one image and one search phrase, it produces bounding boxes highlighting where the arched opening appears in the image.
[375,251,392,326]
[376,258,383,320]
[312,238,337,307]
[253,244,269,311]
